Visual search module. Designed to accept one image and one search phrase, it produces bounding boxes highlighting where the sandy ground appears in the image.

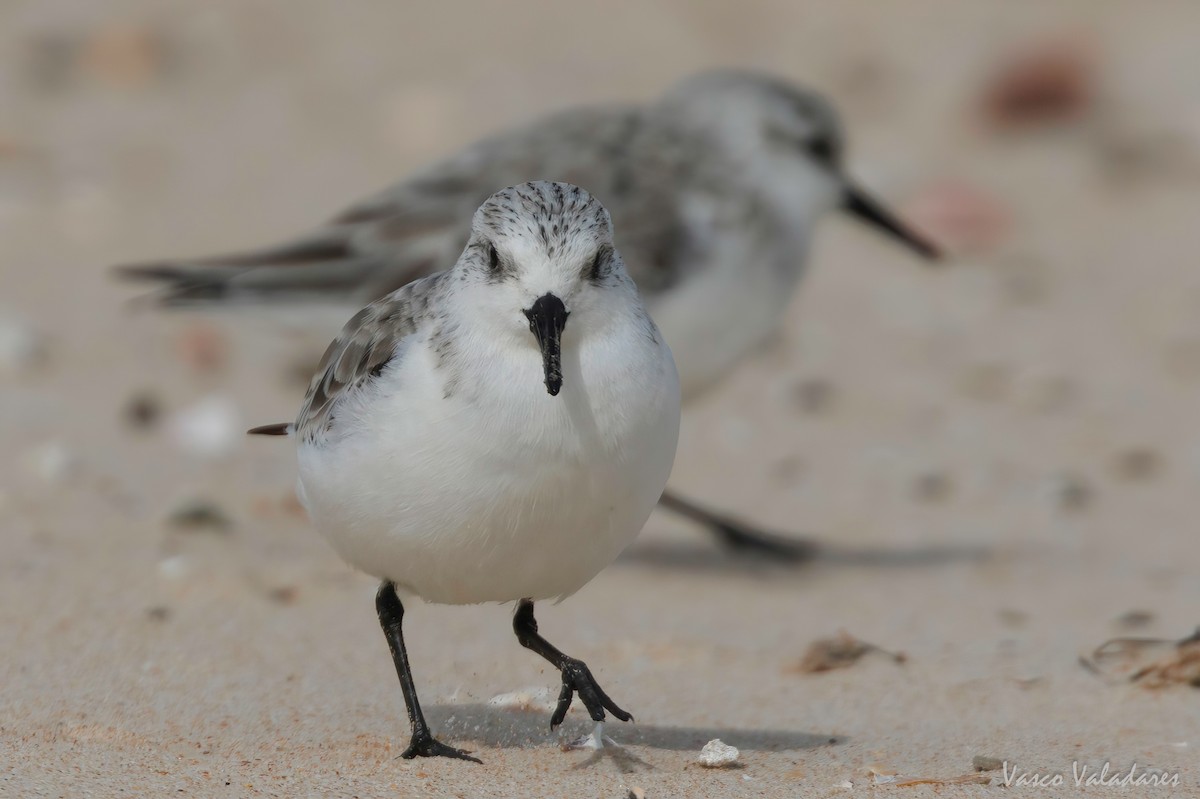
[4,1,1200,796]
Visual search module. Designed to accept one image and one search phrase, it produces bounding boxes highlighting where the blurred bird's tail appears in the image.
[114,230,433,308]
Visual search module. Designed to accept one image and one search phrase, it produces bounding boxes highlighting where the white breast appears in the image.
[647,213,809,401]
[296,321,679,605]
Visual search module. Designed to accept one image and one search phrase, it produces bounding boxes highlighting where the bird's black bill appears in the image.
[843,183,941,261]
[524,293,569,396]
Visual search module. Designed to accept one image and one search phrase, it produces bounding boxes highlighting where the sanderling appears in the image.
[248,182,680,761]
[120,68,937,558]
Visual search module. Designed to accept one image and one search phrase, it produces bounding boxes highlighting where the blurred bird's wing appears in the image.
[115,105,688,307]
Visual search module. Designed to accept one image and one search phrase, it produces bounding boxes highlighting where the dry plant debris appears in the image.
[792,630,907,674]
[1082,626,1200,688]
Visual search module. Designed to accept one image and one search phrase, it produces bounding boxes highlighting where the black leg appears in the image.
[375,581,481,763]
[512,599,633,729]
[658,490,818,562]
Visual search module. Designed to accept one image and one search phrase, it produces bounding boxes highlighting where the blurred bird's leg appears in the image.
[658,490,818,562]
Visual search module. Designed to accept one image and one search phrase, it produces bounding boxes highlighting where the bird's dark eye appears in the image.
[807,136,836,164]
[487,243,501,272]
[588,246,610,282]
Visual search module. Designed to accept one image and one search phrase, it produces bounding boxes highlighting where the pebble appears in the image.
[0,315,47,375]
[167,499,232,533]
[1111,447,1162,482]
[25,441,76,484]
[267,586,299,605]
[973,755,1005,772]
[1046,472,1092,512]
[1115,609,1155,629]
[697,739,740,768]
[123,391,162,429]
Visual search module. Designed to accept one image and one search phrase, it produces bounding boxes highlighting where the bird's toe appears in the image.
[400,732,482,764]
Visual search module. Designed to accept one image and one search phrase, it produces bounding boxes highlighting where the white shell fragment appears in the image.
[486,686,556,712]
[697,738,740,768]
[167,395,242,459]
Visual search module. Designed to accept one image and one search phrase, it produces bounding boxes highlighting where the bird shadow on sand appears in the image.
[618,537,990,576]
[425,703,838,771]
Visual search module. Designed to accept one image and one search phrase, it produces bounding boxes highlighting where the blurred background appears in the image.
[4,1,1199,794]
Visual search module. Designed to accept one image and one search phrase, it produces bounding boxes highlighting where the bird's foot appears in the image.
[550,657,633,729]
[400,729,481,763]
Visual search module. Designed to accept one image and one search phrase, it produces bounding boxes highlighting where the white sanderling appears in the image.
[249,182,680,761]
[120,68,938,557]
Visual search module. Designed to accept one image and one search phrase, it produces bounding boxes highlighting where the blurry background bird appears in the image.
[118,68,939,558]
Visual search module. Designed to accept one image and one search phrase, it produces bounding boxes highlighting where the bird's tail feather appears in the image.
[247,422,292,436]
[114,231,408,307]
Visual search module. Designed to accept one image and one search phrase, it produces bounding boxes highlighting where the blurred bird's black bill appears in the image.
[843,183,941,261]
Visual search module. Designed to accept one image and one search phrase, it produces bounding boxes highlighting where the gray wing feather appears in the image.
[295,272,447,443]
